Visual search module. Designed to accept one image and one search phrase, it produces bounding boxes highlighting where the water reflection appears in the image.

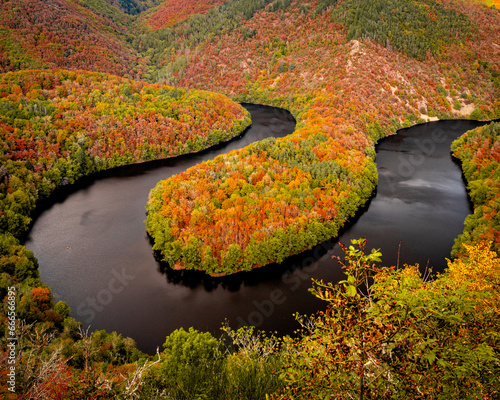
[155,236,333,292]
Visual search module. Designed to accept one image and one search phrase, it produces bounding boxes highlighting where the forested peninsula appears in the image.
[1,0,500,398]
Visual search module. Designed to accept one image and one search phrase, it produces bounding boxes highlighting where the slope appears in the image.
[0,0,145,77]
[0,68,250,239]
[144,0,500,275]
[143,0,231,31]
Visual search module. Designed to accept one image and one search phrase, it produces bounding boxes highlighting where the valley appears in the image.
[0,0,499,398]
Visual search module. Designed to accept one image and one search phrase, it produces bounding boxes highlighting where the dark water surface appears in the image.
[24,106,486,354]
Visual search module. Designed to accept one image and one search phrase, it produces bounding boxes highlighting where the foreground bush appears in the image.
[272,239,500,399]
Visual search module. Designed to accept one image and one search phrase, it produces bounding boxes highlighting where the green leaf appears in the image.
[424,351,436,365]
[346,285,357,297]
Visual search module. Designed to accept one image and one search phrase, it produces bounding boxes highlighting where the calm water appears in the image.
[24,106,485,354]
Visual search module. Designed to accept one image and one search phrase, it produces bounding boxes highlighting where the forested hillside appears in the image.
[480,0,500,7]
[1,0,500,398]
[145,0,500,275]
[0,0,145,76]
[451,121,500,255]
[141,0,230,30]
[0,68,250,238]
[103,0,162,15]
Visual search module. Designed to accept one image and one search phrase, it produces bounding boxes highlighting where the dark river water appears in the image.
[24,105,487,354]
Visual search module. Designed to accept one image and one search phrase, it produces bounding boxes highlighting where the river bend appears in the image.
[24,105,486,354]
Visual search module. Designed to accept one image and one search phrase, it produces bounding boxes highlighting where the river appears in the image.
[23,105,487,354]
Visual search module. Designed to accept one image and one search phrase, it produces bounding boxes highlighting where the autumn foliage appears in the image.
[145,0,500,275]
[146,0,229,30]
[0,0,146,78]
[0,68,250,397]
[0,0,499,397]
[0,69,250,170]
[448,241,500,300]
[146,115,377,275]
[272,240,500,399]
[478,0,500,7]
[451,122,500,255]
[0,69,250,240]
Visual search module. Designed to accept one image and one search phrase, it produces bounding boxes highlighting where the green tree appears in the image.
[143,328,227,399]
[0,233,39,281]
